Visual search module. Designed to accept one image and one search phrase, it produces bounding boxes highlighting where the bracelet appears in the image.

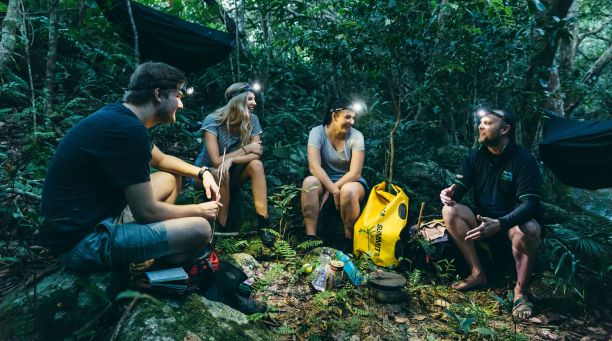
[197,167,211,180]
[241,146,247,154]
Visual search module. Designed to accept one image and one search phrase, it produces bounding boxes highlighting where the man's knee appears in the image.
[442,204,475,232]
[195,219,213,244]
[175,217,212,246]
[442,204,464,222]
[515,220,542,244]
[154,171,182,186]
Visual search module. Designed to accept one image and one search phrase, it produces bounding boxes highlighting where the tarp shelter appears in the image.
[95,0,235,72]
[539,113,612,189]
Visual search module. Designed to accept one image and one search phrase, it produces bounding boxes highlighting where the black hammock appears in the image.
[95,0,235,72]
[539,113,612,190]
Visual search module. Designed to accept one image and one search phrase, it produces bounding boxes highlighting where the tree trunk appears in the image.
[565,44,612,114]
[43,0,59,116]
[0,0,21,75]
[19,0,37,136]
[126,0,140,65]
[234,0,240,79]
[558,0,580,71]
[580,44,612,85]
[520,0,574,150]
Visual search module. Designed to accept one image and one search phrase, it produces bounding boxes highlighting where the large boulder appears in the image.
[0,256,272,340]
[0,269,113,340]
[116,294,271,340]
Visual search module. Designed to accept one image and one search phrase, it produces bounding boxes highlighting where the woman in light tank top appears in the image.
[301,97,368,252]
[194,82,275,247]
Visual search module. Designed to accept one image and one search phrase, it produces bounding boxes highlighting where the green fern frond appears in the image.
[408,269,422,288]
[352,307,370,316]
[296,239,323,250]
[275,239,298,264]
[575,238,606,257]
[275,324,296,335]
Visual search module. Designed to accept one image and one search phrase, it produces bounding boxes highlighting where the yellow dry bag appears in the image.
[353,182,409,267]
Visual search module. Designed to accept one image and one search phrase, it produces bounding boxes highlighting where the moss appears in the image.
[0,270,112,340]
[118,294,271,340]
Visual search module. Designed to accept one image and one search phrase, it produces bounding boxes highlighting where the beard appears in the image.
[154,106,176,124]
[479,131,502,146]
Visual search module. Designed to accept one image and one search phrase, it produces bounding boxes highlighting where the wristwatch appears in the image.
[197,167,211,180]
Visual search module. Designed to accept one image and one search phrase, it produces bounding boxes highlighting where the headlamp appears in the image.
[229,82,261,100]
[180,84,194,96]
[474,106,514,126]
[330,101,366,114]
[351,102,365,113]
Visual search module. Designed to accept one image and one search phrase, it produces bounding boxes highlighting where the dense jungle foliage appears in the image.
[0,0,611,338]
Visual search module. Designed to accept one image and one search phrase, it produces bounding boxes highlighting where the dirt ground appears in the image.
[1,238,611,341]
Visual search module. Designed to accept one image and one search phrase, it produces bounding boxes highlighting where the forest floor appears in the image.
[1,237,611,340]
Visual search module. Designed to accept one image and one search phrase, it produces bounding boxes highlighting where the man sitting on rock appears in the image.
[39,62,221,272]
[439,107,543,319]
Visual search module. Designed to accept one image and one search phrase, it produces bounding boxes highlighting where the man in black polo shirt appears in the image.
[39,62,221,272]
[439,107,543,319]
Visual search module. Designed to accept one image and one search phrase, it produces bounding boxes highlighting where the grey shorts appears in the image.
[58,207,172,272]
[329,174,369,200]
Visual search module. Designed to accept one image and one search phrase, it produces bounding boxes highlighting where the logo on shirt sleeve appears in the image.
[501,171,513,182]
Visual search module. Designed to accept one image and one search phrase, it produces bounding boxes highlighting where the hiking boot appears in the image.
[304,235,321,242]
[233,293,267,315]
[204,281,266,315]
[257,215,276,247]
[258,228,276,247]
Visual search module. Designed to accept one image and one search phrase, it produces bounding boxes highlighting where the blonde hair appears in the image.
[212,82,253,146]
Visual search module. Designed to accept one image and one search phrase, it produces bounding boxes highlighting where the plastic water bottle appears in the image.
[336,251,365,286]
[311,249,332,291]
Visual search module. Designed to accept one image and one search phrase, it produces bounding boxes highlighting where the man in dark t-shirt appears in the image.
[439,107,543,319]
[39,62,221,271]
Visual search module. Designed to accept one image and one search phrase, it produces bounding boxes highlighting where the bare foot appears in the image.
[512,294,533,319]
[451,274,487,291]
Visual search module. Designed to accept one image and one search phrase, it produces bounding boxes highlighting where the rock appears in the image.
[226,253,264,285]
[0,259,273,340]
[0,270,113,340]
[116,294,272,340]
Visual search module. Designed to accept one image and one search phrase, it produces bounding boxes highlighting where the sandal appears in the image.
[512,296,533,319]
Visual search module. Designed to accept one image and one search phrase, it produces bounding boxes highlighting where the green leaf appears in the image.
[555,251,569,274]
[443,309,461,324]
[115,290,160,304]
[532,0,546,12]
[0,257,18,263]
[474,327,497,337]
[460,316,476,333]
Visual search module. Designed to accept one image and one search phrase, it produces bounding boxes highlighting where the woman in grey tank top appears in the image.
[194,82,275,247]
[301,97,368,252]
